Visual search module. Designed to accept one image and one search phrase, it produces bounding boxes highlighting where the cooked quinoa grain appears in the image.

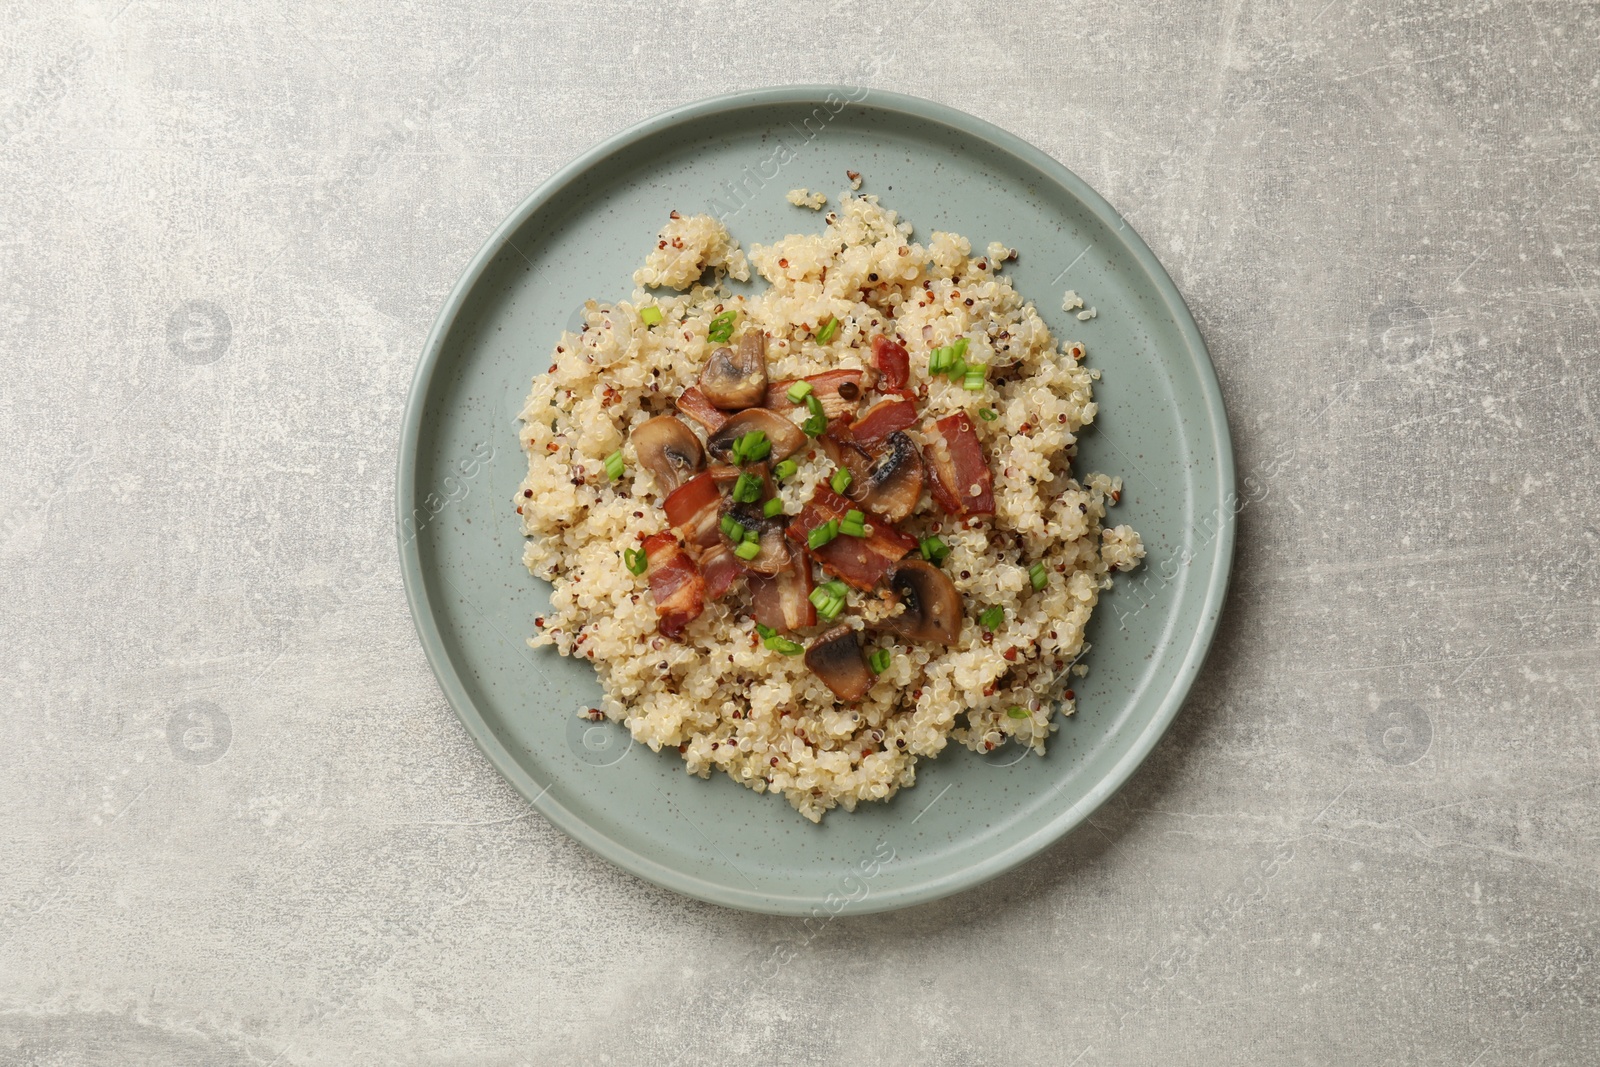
[518,195,1142,821]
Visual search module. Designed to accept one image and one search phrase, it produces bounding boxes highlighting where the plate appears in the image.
[397,86,1234,915]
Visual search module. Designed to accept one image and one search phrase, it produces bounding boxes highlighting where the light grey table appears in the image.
[3,2,1596,1064]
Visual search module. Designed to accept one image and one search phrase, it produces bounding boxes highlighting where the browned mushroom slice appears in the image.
[876,559,963,645]
[697,332,768,410]
[803,625,875,703]
[630,415,703,493]
[724,502,790,576]
[820,430,924,524]
[705,408,807,463]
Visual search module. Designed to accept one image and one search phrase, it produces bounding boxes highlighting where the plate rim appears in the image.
[397,84,1236,915]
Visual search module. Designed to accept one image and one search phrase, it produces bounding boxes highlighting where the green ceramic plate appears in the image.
[398,86,1233,915]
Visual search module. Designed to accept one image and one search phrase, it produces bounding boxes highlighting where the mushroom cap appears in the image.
[697,332,768,410]
[705,408,808,463]
[803,625,875,703]
[630,415,704,493]
[859,431,924,524]
[877,559,963,645]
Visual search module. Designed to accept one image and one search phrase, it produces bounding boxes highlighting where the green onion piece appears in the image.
[951,337,969,359]
[604,450,625,481]
[979,605,1005,630]
[869,648,892,675]
[928,347,949,375]
[734,540,761,560]
[624,547,647,574]
[946,354,967,379]
[815,595,845,622]
[839,521,866,538]
[830,468,853,494]
[773,459,798,479]
[720,514,740,539]
[963,369,986,391]
[919,536,950,563]
[802,393,828,436]
[732,430,770,465]
[977,407,998,422]
[786,380,814,404]
[732,473,762,503]
[707,309,738,343]
[843,509,865,525]
[807,520,839,550]
[639,306,663,326]
[815,316,839,344]
[756,625,805,655]
[743,526,759,543]
[820,579,848,599]
[763,497,785,518]
[1029,562,1048,590]
[1007,705,1029,719]
[808,587,832,610]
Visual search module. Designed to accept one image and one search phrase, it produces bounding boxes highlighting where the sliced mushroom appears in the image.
[705,408,808,463]
[697,332,768,410]
[804,625,875,702]
[877,559,963,645]
[725,502,790,576]
[631,416,703,493]
[821,430,924,524]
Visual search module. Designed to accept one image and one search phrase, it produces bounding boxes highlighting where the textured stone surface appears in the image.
[2,1,1597,1063]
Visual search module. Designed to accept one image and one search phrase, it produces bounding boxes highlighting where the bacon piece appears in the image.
[786,485,916,591]
[924,412,995,518]
[841,397,918,447]
[700,544,746,600]
[870,335,910,389]
[765,369,868,421]
[641,532,705,639]
[663,471,722,547]
[675,386,728,433]
[749,547,817,632]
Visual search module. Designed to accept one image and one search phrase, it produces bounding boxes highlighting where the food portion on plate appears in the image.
[516,193,1142,821]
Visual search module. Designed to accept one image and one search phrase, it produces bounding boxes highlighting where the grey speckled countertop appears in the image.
[3,2,1596,1064]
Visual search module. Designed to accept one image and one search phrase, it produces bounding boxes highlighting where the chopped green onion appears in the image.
[604,451,625,481]
[734,540,762,560]
[802,393,828,436]
[755,624,804,655]
[963,366,987,391]
[819,579,848,598]
[869,648,892,675]
[763,497,785,518]
[731,430,770,465]
[814,316,839,344]
[639,306,663,326]
[707,310,738,343]
[732,473,762,503]
[1007,705,1030,719]
[979,605,1005,631]
[624,547,647,574]
[720,514,742,540]
[807,519,840,550]
[977,407,998,422]
[773,459,799,479]
[830,468,853,494]
[951,337,969,359]
[1029,562,1048,590]
[928,347,950,375]
[840,520,867,538]
[743,526,759,543]
[844,509,865,525]
[946,354,967,379]
[809,585,846,621]
[919,536,950,563]
[786,380,814,404]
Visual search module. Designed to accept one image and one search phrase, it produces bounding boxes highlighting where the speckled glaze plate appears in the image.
[398,87,1233,915]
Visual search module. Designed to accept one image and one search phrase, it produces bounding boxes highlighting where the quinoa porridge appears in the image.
[516,191,1142,822]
